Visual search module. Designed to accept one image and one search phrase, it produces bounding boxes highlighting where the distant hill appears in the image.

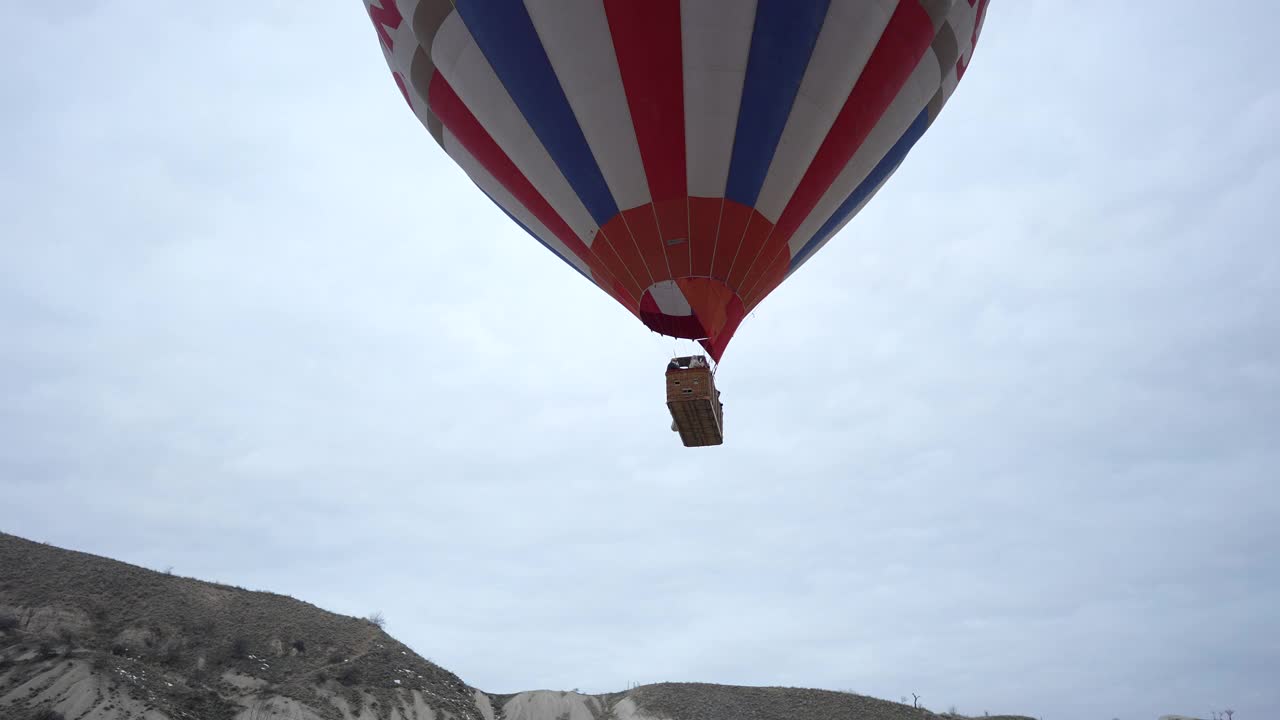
[0,532,1034,720]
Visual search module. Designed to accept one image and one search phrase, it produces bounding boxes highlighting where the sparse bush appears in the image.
[0,614,19,631]
[159,639,186,667]
[314,670,329,683]
[182,617,217,639]
[110,643,127,657]
[190,663,213,685]
[336,665,363,686]
[28,709,65,720]
[328,651,346,664]
[57,628,77,655]
[292,639,306,653]
[365,612,386,629]
[230,636,250,659]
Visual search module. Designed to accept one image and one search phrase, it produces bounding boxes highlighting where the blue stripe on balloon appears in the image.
[453,0,619,227]
[724,0,831,209]
[789,108,930,270]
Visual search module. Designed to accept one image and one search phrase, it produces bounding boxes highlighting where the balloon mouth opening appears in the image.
[638,278,747,363]
[639,308,708,341]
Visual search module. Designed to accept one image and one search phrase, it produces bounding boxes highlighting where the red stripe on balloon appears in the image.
[606,0,689,279]
[606,0,687,203]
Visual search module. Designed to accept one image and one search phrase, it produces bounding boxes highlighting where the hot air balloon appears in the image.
[363,0,989,446]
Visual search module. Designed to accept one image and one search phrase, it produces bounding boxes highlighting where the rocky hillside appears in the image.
[0,532,485,720]
[0,532,1033,720]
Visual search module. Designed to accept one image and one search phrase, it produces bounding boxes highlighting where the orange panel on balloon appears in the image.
[621,205,672,284]
[675,277,734,340]
[610,277,642,317]
[587,233,644,302]
[736,241,784,304]
[699,293,746,363]
[599,215,655,291]
[578,247,622,297]
[726,216,773,292]
[604,269,642,307]
[654,197,691,279]
[688,197,722,278]
[710,200,752,281]
[743,251,791,310]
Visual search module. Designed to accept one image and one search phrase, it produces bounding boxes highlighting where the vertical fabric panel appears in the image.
[524,0,652,211]
[431,13,601,247]
[681,0,757,199]
[723,0,831,209]
[751,0,896,223]
[736,0,935,287]
[445,131,592,282]
[428,74,624,298]
[453,0,620,226]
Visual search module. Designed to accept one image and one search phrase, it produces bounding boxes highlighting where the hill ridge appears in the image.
[0,532,1033,720]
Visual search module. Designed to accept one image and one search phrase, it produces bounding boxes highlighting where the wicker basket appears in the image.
[665,356,724,447]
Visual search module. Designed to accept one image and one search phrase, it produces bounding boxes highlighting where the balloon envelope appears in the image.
[364,0,989,361]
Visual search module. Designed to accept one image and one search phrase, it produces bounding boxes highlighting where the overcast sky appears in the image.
[2,2,1277,719]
